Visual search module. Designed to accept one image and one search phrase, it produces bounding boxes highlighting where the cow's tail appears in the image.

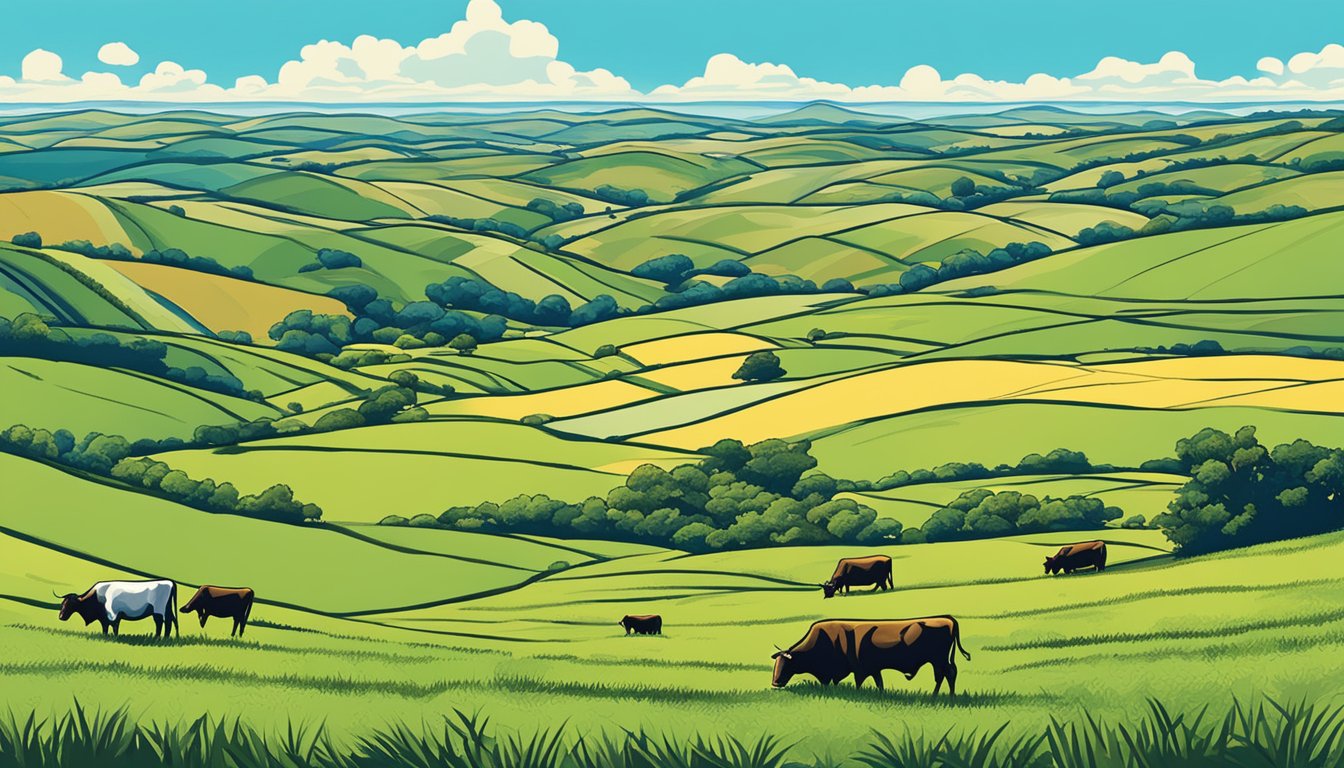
[950,616,971,662]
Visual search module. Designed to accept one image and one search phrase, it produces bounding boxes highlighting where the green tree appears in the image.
[950,177,977,198]
[732,351,786,383]
[449,333,478,355]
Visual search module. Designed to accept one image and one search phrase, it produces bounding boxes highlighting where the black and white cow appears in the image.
[58,580,179,638]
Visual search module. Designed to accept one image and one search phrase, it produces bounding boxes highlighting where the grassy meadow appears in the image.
[1,103,1343,764]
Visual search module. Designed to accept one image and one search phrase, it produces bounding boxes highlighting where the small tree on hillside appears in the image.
[11,231,41,248]
[449,333,478,355]
[732,351,786,383]
[950,177,977,198]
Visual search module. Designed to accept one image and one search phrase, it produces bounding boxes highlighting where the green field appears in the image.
[2,104,1343,764]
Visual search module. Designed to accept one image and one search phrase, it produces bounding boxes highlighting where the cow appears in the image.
[181,586,255,637]
[822,555,893,598]
[57,580,179,639]
[771,616,971,697]
[619,614,662,635]
[1044,540,1107,575]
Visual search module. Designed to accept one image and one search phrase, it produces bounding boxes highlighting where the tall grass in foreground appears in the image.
[2,698,1343,767]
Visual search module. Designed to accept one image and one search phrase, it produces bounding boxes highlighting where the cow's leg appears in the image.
[854,672,865,689]
[872,671,884,691]
[933,665,946,696]
[946,663,958,698]
[101,620,110,635]
[112,619,120,636]
[154,615,163,638]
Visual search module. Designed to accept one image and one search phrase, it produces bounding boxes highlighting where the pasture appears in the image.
[2,104,1344,764]
[3,507,1341,758]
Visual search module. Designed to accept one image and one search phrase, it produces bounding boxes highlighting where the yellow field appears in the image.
[0,190,130,245]
[640,356,1344,447]
[106,260,352,338]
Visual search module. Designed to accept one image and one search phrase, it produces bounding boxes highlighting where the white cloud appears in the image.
[0,3,1341,103]
[98,42,140,67]
[1257,57,1285,76]
[21,50,67,82]
[654,44,1344,103]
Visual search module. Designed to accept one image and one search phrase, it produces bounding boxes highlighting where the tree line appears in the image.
[0,424,321,524]
[380,438,1126,552]
[381,426,1344,556]
[0,313,261,401]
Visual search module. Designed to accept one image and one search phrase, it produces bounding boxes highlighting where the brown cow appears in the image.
[619,614,662,635]
[771,617,971,696]
[822,555,893,598]
[1043,541,1107,575]
[181,586,255,637]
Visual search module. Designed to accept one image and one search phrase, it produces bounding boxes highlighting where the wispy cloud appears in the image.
[1,1,1341,103]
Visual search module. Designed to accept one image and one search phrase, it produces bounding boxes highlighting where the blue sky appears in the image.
[2,0,1343,102]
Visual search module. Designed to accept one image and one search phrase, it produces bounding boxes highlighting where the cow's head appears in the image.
[1043,557,1061,575]
[770,648,797,688]
[821,581,838,599]
[181,589,206,615]
[57,593,96,624]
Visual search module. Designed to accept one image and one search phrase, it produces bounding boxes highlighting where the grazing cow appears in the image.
[771,616,970,696]
[822,555,893,598]
[181,586,255,637]
[57,580,179,638]
[619,614,662,635]
[1044,540,1107,575]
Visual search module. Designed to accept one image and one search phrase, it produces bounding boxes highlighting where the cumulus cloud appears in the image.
[21,50,68,82]
[653,45,1344,103]
[0,3,1341,103]
[251,0,634,101]
[98,42,140,67]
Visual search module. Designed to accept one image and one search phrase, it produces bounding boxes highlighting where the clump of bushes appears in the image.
[0,314,261,401]
[0,424,321,524]
[59,239,256,280]
[388,438,900,552]
[908,489,1121,543]
[527,197,584,222]
[298,248,362,273]
[1155,426,1344,555]
[591,185,649,207]
[10,231,42,248]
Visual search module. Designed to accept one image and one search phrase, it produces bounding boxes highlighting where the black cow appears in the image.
[619,614,662,635]
[181,586,255,637]
[822,555,894,598]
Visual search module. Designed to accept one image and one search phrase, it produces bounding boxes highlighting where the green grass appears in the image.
[0,357,278,439]
[4,106,1344,764]
[2,519,1340,757]
[7,696,1337,768]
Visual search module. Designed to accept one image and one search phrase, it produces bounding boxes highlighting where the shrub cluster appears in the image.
[298,248,362,273]
[425,277,625,328]
[0,424,321,524]
[526,197,584,222]
[389,438,902,552]
[863,241,1052,296]
[908,489,1121,543]
[591,185,649,207]
[1155,426,1344,555]
[0,314,261,401]
[58,239,256,280]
